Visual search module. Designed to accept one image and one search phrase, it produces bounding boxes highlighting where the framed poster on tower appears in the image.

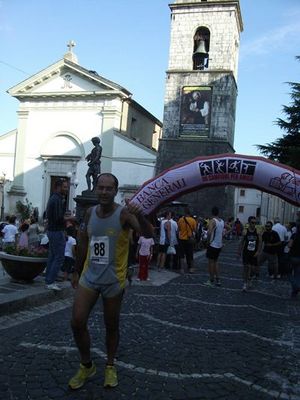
[179,86,212,137]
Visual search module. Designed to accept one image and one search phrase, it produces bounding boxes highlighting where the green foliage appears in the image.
[4,243,48,258]
[15,198,33,220]
[256,56,300,170]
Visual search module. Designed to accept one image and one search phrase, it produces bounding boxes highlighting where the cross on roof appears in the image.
[67,40,76,52]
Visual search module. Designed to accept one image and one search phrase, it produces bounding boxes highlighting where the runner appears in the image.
[68,173,153,390]
[238,216,261,291]
[205,206,225,286]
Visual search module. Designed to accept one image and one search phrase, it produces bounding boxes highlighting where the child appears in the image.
[136,235,155,281]
[18,223,29,249]
[62,226,76,281]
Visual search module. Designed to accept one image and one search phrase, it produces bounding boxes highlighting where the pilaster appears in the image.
[8,110,29,197]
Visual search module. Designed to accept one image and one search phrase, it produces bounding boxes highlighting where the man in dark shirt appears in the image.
[259,221,281,278]
[45,179,69,290]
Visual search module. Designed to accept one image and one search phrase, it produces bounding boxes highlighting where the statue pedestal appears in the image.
[74,190,98,222]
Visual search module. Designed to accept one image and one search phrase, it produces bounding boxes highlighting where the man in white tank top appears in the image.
[205,206,225,287]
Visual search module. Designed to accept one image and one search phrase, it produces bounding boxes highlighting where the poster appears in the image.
[180,86,212,136]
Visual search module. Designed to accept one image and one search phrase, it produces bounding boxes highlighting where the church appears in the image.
[0,42,162,220]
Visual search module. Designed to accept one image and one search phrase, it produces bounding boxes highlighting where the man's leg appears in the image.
[71,285,99,364]
[208,259,215,281]
[103,290,124,366]
[69,285,99,390]
[214,259,220,283]
[186,242,195,272]
[45,231,65,285]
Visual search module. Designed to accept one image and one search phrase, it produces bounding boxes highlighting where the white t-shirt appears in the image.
[272,223,288,242]
[138,237,155,256]
[2,224,18,243]
[210,218,224,249]
[64,236,76,258]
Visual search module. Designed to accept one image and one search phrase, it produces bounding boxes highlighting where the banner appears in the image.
[130,154,300,215]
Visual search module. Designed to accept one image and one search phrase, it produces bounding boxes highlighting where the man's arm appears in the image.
[237,233,246,256]
[122,200,154,238]
[207,219,216,243]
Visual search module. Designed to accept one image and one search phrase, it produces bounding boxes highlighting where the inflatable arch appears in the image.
[130,153,300,215]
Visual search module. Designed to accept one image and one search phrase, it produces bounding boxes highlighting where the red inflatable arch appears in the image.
[130,153,300,215]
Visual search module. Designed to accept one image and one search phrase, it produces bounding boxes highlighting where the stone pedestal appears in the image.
[74,190,98,223]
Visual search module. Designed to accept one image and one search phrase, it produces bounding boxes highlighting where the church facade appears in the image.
[0,45,162,219]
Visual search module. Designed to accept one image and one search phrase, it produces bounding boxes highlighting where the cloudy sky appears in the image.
[0,0,299,156]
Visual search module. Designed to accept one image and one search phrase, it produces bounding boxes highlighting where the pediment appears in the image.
[8,59,131,98]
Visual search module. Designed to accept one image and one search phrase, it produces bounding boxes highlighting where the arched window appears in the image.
[193,27,210,70]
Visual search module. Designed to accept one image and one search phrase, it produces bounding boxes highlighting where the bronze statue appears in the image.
[85,137,102,191]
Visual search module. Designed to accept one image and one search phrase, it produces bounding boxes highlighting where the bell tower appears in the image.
[156,0,243,217]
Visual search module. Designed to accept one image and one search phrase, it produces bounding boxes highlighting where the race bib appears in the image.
[90,236,109,265]
[247,240,256,252]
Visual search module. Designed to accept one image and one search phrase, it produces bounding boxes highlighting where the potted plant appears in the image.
[0,244,48,282]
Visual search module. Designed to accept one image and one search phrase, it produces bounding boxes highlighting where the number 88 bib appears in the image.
[90,236,109,265]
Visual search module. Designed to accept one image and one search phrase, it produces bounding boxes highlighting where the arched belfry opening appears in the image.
[193,27,210,70]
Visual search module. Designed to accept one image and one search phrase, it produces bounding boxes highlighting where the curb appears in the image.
[0,278,74,316]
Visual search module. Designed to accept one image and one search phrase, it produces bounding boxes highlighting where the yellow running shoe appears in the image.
[68,362,96,390]
[104,365,118,388]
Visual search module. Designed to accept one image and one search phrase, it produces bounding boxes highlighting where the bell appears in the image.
[193,40,208,70]
[193,40,207,56]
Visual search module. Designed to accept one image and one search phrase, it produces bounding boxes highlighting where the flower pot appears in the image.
[0,251,47,282]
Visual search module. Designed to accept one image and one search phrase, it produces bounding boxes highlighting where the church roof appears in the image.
[7,57,132,99]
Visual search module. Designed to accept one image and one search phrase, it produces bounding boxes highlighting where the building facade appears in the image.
[156,0,243,218]
[0,46,162,220]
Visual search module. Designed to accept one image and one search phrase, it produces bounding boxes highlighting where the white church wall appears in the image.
[111,133,156,192]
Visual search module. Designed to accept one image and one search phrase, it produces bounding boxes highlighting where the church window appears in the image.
[193,27,210,70]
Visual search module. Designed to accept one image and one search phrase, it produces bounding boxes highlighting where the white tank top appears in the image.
[210,218,224,249]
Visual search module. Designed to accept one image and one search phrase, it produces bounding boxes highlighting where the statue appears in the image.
[85,137,102,191]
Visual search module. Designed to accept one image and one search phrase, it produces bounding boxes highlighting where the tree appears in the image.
[256,56,300,170]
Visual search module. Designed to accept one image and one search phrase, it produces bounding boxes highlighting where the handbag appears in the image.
[167,245,176,255]
[184,217,196,244]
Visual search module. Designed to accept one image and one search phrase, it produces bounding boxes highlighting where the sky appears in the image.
[0,0,299,157]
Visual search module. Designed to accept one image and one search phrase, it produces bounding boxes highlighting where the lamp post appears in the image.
[0,173,7,221]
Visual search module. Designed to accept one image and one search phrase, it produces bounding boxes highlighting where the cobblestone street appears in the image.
[1,241,300,400]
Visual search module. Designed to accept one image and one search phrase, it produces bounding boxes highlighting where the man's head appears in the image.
[248,216,256,226]
[211,206,219,217]
[9,215,16,224]
[54,179,69,196]
[92,137,100,145]
[95,173,118,206]
[274,217,280,224]
[184,208,191,216]
[265,221,273,231]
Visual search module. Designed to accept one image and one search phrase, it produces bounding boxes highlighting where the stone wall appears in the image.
[156,138,235,219]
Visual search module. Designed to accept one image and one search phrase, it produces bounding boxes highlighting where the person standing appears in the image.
[45,179,69,291]
[205,206,225,286]
[27,216,40,248]
[288,219,300,299]
[68,173,153,390]
[272,217,288,278]
[238,216,261,291]
[259,221,281,279]
[62,226,77,281]
[1,215,18,249]
[156,211,170,271]
[177,208,197,274]
[136,234,155,281]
